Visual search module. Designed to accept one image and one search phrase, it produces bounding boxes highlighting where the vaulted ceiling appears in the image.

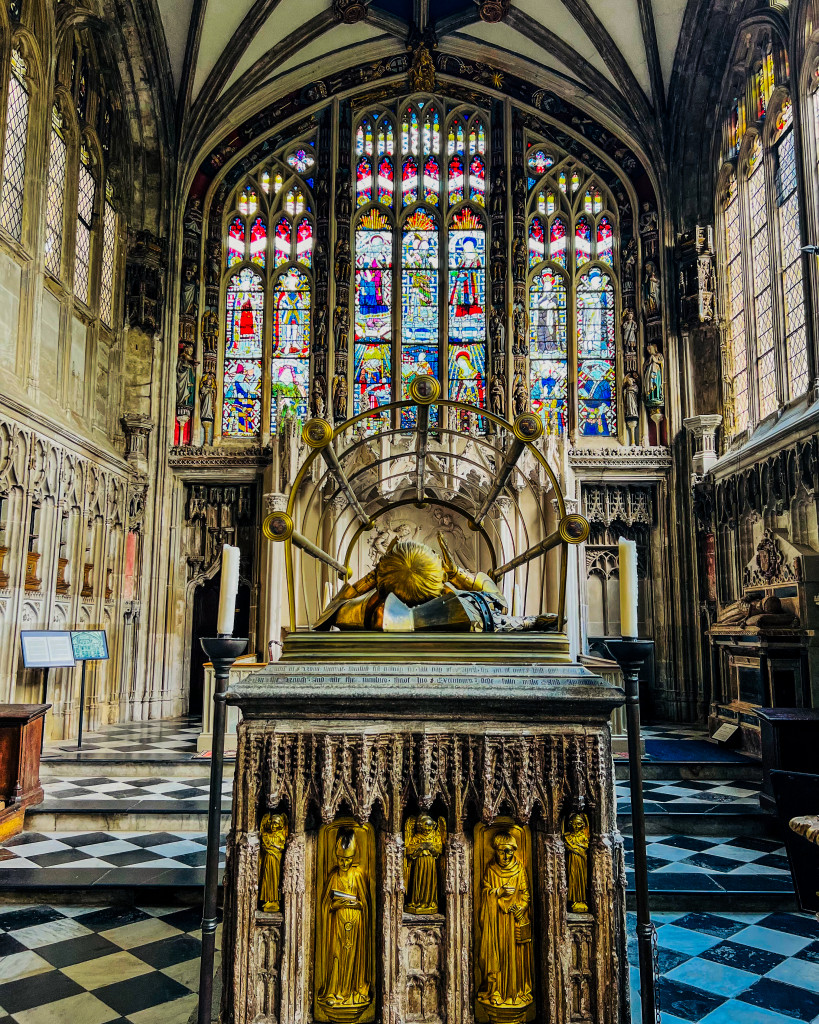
[157,0,690,164]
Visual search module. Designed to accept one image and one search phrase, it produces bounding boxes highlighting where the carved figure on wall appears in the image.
[490,373,505,417]
[336,178,352,221]
[491,172,504,217]
[490,305,505,351]
[512,301,526,355]
[332,373,348,421]
[316,827,373,1018]
[621,308,638,374]
[642,344,664,409]
[183,197,203,237]
[642,263,660,318]
[334,305,349,350]
[259,811,288,912]
[181,262,199,316]
[715,594,796,628]
[315,306,328,351]
[408,44,436,92]
[562,813,590,913]
[638,202,658,236]
[512,371,528,417]
[199,370,216,444]
[512,237,526,283]
[206,240,221,287]
[404,813,446,914]
[176,344,196,408]
[312,374,327,418]
[335,238,351,284]
[622,375,640,445]
[476,829,533,1017]
[491,237,504,282]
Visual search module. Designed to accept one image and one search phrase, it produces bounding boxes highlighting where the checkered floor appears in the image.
[0,902,217,1024]
[617,778,761,814]
[623,834,792,891]
[0,833,225,870]
[0,904,815,1023]
[42,778,233,804]
[42,718,202,761]
[628,910,819,1024]
[643,724,717,741]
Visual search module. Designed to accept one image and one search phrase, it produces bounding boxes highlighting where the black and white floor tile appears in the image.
[41,778,233,804]
[628,910,819,1024]
[0,833,225,871]
[616,778,762,814]
[42,718,202,761]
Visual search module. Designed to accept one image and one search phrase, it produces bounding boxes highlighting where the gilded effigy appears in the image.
[219,390,628,1024]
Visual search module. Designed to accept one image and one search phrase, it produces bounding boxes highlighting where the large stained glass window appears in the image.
[74,146,96,304]
[401,208,439,425]
[529,268,567,435]
[45,106,67,277]
[354,209,393,418]
[774,100,808,399]
[271,267,310,429]
[577,268,616,436]
[0,49,29,240]
[747,138,776,419]
[223,268,263,436]
[448,206,486,421]
[723,176,749,433]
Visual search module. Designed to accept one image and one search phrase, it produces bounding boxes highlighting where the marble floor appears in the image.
[0,903,816,1023]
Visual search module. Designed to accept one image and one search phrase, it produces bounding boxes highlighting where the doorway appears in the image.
[189,574,251,717]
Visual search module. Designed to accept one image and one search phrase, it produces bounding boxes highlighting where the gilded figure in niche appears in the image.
[259,811,288,912]
[474,822,534,1023]
[315,821,375,1022]
[404,814,446,914]
[562,813,590,913]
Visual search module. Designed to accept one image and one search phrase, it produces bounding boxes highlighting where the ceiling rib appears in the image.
[637,0,665,114]
[176,0,209,136]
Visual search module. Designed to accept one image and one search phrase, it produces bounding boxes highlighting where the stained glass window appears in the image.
[597,218,613,264]
[0,49,29,241]
[223,268,264,436]
[285,188,305,215]
[75,147,96,304]
[239,187,257,216]
[423,157,439,204]
[550,218,567,266]
[537,190,556,216]
[271,267,310,431]
[774,102,808,398]
[723,176,748,433]
[402,106,420,155]
[45,106,67,277]
[402,158,418,206]
[250,217,266,267]
[527,150,555,175]
[228,217,245,265]
[469,154,486,205]
[530,268,567,434]
[356,156,373,206]
[99,197,117,326]
[296,219,313,267]
[287,148,315,173]
[756,50,775,119]
[274,219,290,266]
[529,217,545,267]
[575,216,591,268]
[576,268,616,436]
[748,139,776,419]
[378,156,394,207]
[448,207,485,421]
[354,209,393,418]
[401,210,439,426]
[423,111,440,155]
[448,153,464,204]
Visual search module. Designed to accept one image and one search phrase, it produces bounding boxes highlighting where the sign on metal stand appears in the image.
[70,631,109,750]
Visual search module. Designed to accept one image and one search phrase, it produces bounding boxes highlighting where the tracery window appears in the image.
[99,183,117,326]
[0,48,29,241]
[74,144,95,304]
[44,105,67,277]
[221,142,316,437]
[717,69,809,435]
[527,155,618,436]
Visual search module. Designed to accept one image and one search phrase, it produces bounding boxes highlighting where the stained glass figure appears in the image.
[45,106,67,278]
[583,188,602,215]
[260,170,271,194]
[285,188,305,215]
[296,219,313,267]
[239,187,258,216]
[748,143,776,418]
[402,106,420,155]
[448,154,464,204]
[469,119,486,155]
[274,218,291,266]
[448,209,485,417]
[271,267,310,431]
[378,157,394,206]
[575,216,592,269]
[273,171,284,194]
[571,171,580,193]
[576,268,616,436]
[597,217,613,265]
[775,97,793,136]
[448,118,465,156]
[356,157,373,206]
[558,170,567,193]
[529,217,545,267]
[250,217,267,267]
[228,218,245,266]
[424,156,440,204]
[224,268,264,436]
[536,190,556,216]
[550,218,567,266]
[354,211,393,418]
[423,110,440,154]
[469,154,486,205]
[756,50,775,120]
[527,150,555,175]
[0,49,29,241]
[377,121,395,155]
[356,120,373,156]
[402,158,418,206]
[401,210,439,423]
[529,268,567,435]
[287,148,315,173]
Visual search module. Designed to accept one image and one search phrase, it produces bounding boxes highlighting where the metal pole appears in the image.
[197,635,247,1024]
[605,638,657,1024]
[77,661,87,750]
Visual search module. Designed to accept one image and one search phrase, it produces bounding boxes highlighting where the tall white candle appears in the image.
[217,544,240,635]
[618,537,639,638]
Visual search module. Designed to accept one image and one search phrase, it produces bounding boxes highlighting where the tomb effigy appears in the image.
[220,383,629,1024]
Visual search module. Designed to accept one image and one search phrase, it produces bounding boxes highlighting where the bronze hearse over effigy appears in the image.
[221,383,627,1024]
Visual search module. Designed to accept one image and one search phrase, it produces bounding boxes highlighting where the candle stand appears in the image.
[605,637,658,1024]
[197,635,247,1024]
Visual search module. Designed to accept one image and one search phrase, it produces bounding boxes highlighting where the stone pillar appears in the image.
[279,833,307,1024]
[445,832,471,1024]
[382,832,404,1024]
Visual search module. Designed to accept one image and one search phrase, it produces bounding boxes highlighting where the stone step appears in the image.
[39,758,235,780]
[24,804,231,833]
[619,811,778,837]
[613,760,761,782]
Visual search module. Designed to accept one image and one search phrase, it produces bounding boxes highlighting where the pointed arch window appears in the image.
[223,268,263,436]
[577,268,616,436]
[271,267,310,429]
[401,208,439,423]
[722,176,749,433]
[0,48,29,240]
[74,145,96,304]
[529,268,567,435]
[354,208,393,419]
[45,105,67,277]
[99,183,117,326]
[448,206,486,422]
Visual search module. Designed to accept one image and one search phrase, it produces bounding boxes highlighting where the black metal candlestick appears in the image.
[606,637,657,1024]
[197,635,247,1024]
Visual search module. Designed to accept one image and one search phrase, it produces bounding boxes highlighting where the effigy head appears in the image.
[375,540,445,606]
[335,828,357,869]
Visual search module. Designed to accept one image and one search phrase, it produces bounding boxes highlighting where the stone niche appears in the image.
[221,662,628,1024]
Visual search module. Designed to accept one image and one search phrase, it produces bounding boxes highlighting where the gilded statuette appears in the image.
[562,813,590,913]
[258,812,288,912]
[403,814,446,914]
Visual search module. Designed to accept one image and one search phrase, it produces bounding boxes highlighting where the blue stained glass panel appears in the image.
[577,359,615,436]
[531,360,567,436]
[354,224,393,418]
[272,268,310,358]
[271,358,309,430]
[448,226,485,417]
[222,359,262,436]
[225,268,263,358]
[577,268,616,436]
[529,267,567,435]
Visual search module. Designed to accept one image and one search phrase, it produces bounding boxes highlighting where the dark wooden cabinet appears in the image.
[0,704,50,841]
[757,709,819,814]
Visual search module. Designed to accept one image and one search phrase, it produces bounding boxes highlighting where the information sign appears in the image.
[71,630,109,662]
[20,631,76,669]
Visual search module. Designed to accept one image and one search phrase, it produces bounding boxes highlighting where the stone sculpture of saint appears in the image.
[562,813,590,913]
[403,814,446,914]
[259,812,288,912]
[477,831,533,1015]
[316,829,372,1015]
[642,344,664,409]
